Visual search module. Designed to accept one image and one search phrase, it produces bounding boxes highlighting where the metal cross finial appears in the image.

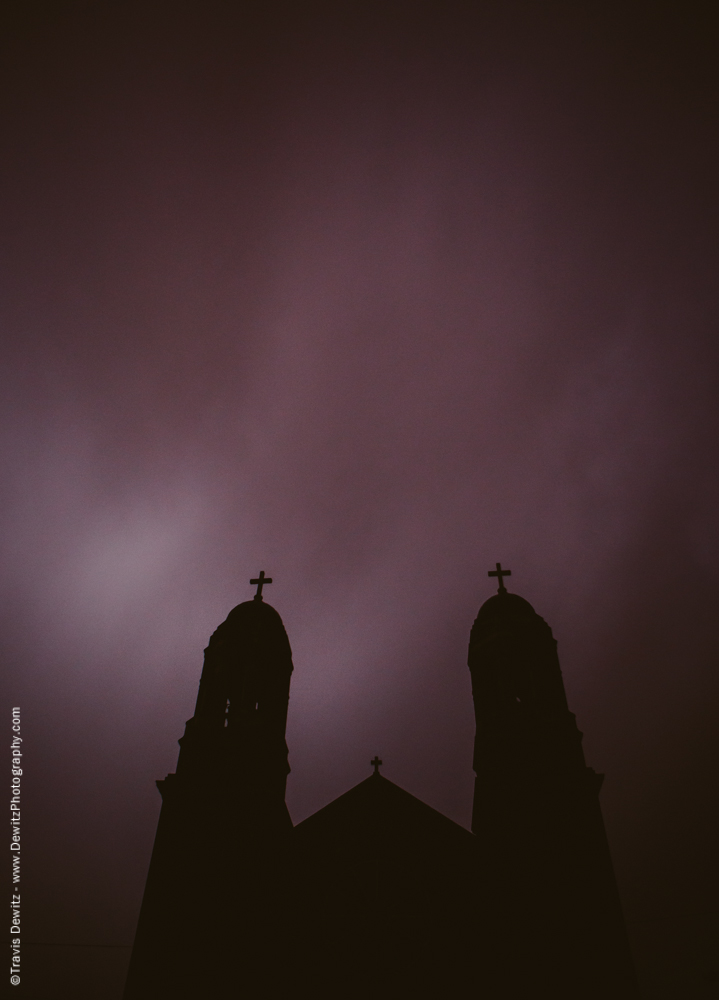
[370,755,383,775]
[488,562,511,593]
[250,570,272,601]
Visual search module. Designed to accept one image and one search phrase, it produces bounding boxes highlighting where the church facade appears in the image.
[123,567,637,998]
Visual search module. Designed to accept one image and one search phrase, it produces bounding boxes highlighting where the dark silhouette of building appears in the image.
[123,574,294,998]
[468,564,636,997]
[124,567,637,999]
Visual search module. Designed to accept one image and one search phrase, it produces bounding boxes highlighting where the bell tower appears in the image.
[124,573,294,1000]
[173,570,293,826]
[468,564,637,998]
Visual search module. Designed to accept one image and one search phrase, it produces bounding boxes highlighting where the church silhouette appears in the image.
[123,566,637,999]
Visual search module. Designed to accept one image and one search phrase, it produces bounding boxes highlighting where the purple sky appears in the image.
[2,3,718,996]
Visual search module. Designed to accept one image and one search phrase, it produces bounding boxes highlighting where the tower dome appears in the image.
[208,597,293,660]
[475,589,537,619]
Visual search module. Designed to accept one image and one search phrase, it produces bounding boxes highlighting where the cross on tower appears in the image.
[370,755,383,775]
[250,570,273,601]
[488,562,511,593]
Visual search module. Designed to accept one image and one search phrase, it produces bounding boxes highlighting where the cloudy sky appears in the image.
[1,2,717,996]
